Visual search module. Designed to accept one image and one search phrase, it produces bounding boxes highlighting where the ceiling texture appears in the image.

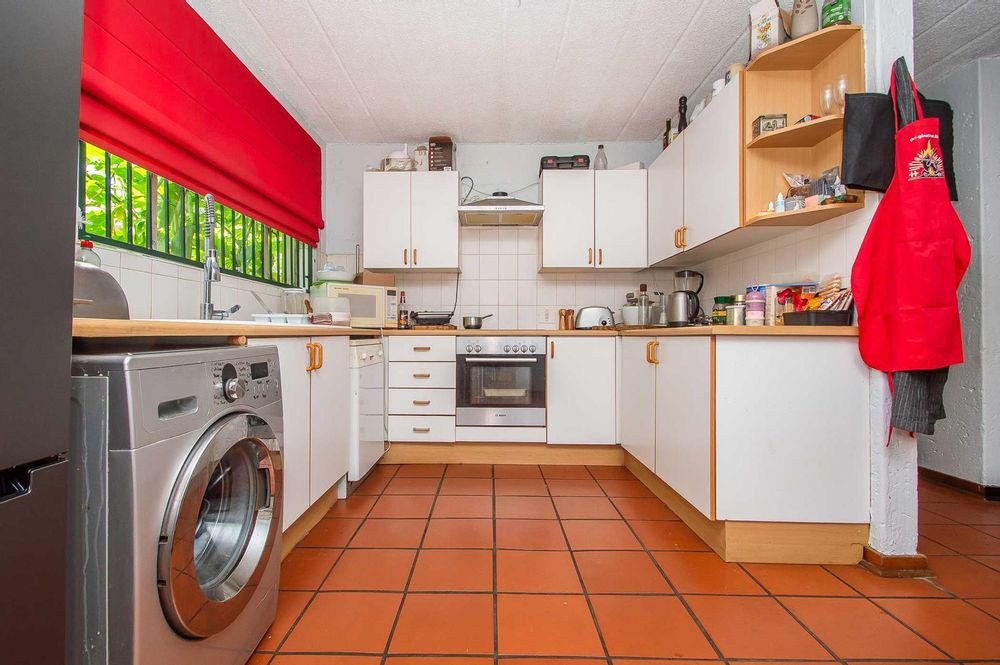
[188,0,751,144]
[914,0,1000,84]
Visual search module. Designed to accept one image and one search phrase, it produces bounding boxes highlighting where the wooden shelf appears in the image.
[745,201,865,227]
[745,25,863,72]
[747,114,844,149]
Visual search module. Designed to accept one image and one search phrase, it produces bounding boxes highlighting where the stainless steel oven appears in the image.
[456,337,546,427]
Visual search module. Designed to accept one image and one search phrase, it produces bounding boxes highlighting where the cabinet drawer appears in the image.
[388,336,456,362]
[388,361,456,388]
[388,388,456,415]
[388,416,456,442]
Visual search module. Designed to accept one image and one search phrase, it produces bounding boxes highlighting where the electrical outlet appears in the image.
[537,306,554,324]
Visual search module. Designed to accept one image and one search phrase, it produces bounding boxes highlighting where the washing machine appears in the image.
[70,346,283,665]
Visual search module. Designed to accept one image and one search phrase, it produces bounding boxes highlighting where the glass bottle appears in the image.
[75,239,101,267]
[594,145,608,170]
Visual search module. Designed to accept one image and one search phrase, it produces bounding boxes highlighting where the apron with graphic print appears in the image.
[851,72,971,373]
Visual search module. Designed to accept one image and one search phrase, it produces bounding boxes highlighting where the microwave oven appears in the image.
[312,283,398,328]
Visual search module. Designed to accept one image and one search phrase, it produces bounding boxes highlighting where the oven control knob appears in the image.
[520,345,528,352]
[529,345,536,353]
[466,344,474,353]
[474,344,482,353]
[504,345,511,352]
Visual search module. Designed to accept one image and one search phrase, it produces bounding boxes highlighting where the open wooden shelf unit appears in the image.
[743,25,865,226]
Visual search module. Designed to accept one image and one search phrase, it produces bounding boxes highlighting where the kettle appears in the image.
[666,291,699,327]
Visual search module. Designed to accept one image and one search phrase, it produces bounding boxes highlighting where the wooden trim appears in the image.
[918,466,989,498]
[860,546,932,578]
[726,522,867,565]
[624,451,727,556]
[281,482,340,560]
[709,337,716,520]
[382,442,625,465]
[625,450,867,565]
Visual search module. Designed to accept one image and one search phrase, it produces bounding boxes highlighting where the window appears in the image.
[78,141,311,289]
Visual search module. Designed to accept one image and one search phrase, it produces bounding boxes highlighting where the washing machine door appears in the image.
[157,412,283,638]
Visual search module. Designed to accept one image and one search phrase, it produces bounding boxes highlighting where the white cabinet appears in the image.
[595,170,647,269]
[386,335,457,443]
[540,169,647,271]
[648,135,685,265]
[654,337,712,519]
[249,336,349,531]
[363,171,459,271]
[546,337,616,444]
[681,77,741,250]
[620,337,656,470]
[540,170,594,269]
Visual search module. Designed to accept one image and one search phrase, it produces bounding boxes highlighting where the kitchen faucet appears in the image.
[200,193,240,320]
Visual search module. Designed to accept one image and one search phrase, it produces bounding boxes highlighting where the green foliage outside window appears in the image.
[78,141,311,289]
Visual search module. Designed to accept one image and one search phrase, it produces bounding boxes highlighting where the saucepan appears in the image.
[462,314,493,329]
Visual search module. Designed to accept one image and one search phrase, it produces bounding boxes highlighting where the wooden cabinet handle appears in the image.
[306,342,317,371]
[550,341,555,359]
[412,346,431,352]
[413,248,418,265]
[412,400,431,406]
[650,340,661,365]
[315,342,324,369]
[673,228,681,249]
[680,226,687,248]
[598,248,603,265]
[645,340,653,364]
[403,248,408,265]
[413,373,431,379]
[412,427,431,433]
[588,248,593,265]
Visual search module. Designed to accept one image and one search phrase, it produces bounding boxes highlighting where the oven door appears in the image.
[456,355,546,426]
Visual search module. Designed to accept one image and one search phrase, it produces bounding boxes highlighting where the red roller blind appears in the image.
[80,0,323,245]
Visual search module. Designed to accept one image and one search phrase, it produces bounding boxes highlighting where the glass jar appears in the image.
[712,296,733,325]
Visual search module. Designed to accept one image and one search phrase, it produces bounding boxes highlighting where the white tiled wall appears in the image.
[91,245,283,320]
[382,227,673,330]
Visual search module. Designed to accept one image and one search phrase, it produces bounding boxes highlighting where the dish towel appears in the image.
[891,368,950,435]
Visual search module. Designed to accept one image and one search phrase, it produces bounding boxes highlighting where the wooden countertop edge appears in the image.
[73,319,857,339]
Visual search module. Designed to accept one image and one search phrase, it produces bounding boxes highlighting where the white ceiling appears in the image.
[188,0,750,144]
[914,0,1000,84]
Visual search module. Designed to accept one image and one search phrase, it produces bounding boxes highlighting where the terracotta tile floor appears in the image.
[254,466,1000,664]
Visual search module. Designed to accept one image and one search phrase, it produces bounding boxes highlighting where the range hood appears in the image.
[458,192,544,226]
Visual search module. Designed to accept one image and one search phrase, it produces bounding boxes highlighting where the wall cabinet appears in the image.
[648,77,741,266]
[363,171,459,271]
[249,336,350,530]
[546,337,616,444]
[540,170,647,271]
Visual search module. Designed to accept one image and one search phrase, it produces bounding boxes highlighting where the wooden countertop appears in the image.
[619,325,858,337]
[73,318,857,339]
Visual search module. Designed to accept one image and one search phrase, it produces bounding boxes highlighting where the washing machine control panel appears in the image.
[211,358,277,406]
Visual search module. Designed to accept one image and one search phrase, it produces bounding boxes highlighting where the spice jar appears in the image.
[712,296,733,325]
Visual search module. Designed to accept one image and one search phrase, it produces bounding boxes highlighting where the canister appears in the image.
[725,304,746,326]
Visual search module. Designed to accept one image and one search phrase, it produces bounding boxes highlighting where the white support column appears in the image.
[861,0,920,556]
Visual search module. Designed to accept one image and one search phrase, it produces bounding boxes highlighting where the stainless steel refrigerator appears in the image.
[0,1,83,662]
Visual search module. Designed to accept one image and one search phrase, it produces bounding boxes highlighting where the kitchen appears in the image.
[4,1,1000,664]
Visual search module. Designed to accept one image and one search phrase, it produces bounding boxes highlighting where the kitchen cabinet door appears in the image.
[410,171,459,270]
[308,337,351,504]
[619,337,656,470]
[595,169,647,269]
[546,338,616,444]
[540,170,595,270]
[363,171,410,269]
[655,336,712,518]
[682,77,741,250]
[647,135,685,265]
[249,337,311,531]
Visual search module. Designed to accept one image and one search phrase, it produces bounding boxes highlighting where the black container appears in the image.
[783,307,854,326]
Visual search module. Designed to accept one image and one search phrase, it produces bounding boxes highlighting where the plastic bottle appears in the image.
[75,239,102,267]
[594,145,608,170]
[775,192,786,213]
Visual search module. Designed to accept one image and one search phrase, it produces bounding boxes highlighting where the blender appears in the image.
[667,269,704,326]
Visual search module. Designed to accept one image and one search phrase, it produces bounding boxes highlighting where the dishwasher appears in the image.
[339,338,386,497]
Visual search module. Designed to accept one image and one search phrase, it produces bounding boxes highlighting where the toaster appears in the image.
[575,306,616,329]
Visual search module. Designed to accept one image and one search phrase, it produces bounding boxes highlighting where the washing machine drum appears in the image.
[157,412,283,639]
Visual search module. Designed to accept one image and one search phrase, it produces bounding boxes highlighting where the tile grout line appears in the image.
[592,466,728,662]
[491,465,499,665]
[265,463,401,661]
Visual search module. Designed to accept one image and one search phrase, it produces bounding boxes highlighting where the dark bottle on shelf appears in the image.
[662,118,671,149]
[677,96,688,133]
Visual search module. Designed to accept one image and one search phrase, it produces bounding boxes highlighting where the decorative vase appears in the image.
[791,0,819,39]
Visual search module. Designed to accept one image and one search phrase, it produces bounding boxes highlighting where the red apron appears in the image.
[851,74,971,373]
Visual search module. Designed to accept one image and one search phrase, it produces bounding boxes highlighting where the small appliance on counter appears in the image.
[311,283,397,328]
[623,284,663,327]
[667,270,704,326]
[575,306,615,329]
[73,262,129,319]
